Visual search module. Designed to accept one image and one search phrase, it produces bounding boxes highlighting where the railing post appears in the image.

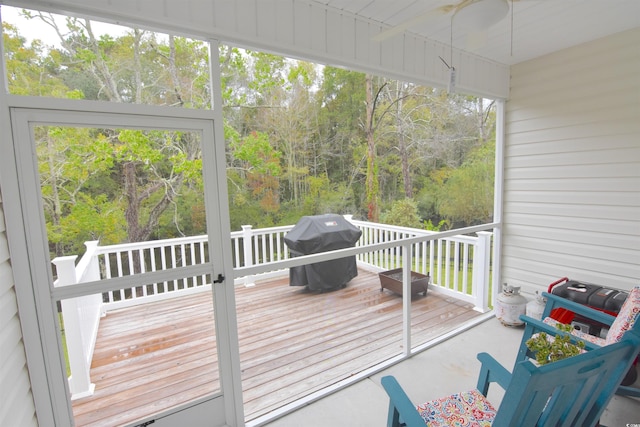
[241,225,255,286]
[472,231,492,312]
[402,242,412,356]
[343,215,362,263]
[77,241,104,315]
[52,255,96,399]
[77,241,101,281]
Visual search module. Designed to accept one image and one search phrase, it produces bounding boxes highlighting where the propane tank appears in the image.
[526,291,546,320]
[495,283,528,327]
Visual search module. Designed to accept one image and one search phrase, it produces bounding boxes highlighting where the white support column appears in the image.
[492,99,506,309]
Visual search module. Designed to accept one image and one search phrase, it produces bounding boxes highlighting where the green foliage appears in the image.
[287,61,314,88]
[155,188,206,238]
[231,131,282,176]
[423,218,449,231]
[230,131,282,214]
[380,199,422,229]
[317,67,367,185]
[58,312,70,376]
[2,22,69,97]
[435,140,495,226]
[49,194,126,254]
[248,51,286,96]
[301,176,355,215]
[526,324,586,365]
[116,129,164,164]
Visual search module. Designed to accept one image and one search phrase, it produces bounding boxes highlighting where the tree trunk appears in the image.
[47,134,63,257]
[365,74,379,222]
[395,84,412,198]
[168,35,184,106]
[476,98,495,143]
[123,161,143,274]
[123,161,141,243]
[477,98,485,143]
[133,29,143,103]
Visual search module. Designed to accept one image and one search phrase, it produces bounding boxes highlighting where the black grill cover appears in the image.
[284,214,362,291]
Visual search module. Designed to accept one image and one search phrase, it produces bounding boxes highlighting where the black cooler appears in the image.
[284,214,362,291]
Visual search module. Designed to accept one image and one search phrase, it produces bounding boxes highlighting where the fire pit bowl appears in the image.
[379,268,429,296]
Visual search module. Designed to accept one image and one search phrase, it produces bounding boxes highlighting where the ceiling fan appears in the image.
[372,0,512,43]
[372,0,521,93]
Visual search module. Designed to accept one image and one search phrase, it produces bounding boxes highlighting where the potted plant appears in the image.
[525,323,586,365]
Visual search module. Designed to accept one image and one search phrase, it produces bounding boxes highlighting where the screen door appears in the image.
[10,105,241,427]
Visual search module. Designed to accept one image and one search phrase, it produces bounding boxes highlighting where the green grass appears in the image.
[376,252,494,308]
[58,312,71,376]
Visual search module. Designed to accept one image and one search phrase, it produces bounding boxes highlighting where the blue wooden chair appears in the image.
[381,326,640,427]
[516,285,640,397]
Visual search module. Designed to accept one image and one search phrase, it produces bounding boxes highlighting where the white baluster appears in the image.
[242,225,255,287]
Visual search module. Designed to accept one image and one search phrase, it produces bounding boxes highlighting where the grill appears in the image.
[284,214,362,291]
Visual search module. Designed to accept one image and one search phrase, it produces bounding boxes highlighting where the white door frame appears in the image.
[4,96,243,426]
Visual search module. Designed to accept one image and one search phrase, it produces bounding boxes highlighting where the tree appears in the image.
[23,12,210,244]
[253,58,317,206]
[377,81,436,200]
[115,129,203,242]
[436,140,495,226]
[37,126,123,256]
[2,21,68,96]
[380,198,422,229]
[316,67,366,209]
[394,82,413,198]
[231,130,282,214]
[364,74,377,221]
[5,12,497,243]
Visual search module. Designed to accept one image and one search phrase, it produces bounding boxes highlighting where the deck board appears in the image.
[71,269,481,426]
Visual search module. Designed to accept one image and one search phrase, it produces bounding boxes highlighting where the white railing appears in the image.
[351,219,492,309]
[52,241,102,400]
[85,226,296,311]
[97,235,211,310]
[233,224,293,285]
[54,218,494,398]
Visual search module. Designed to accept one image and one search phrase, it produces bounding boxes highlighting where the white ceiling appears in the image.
[311,0,640,66]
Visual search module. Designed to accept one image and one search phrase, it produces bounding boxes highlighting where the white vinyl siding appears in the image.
[0,192,38,427]
[502,28,640,293]
[12,0,509,99]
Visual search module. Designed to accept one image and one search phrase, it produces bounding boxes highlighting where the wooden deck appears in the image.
[71,269,481,426]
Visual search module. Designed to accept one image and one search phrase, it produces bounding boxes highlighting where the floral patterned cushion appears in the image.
[416,389,496,427]
[605,286,640,345]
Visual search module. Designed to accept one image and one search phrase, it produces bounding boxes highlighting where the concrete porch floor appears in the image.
[262,317,640,427]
